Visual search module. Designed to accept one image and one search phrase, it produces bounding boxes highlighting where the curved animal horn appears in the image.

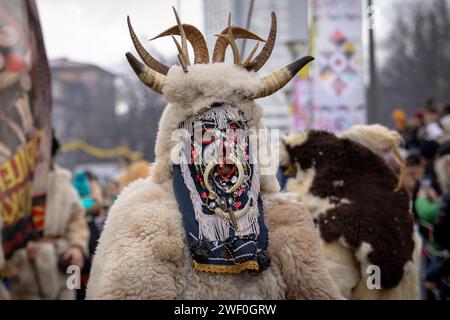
[126,52,166,94]
[246,12,277,72]
[212,27,265,63]
[254,56,314,99]
[152,24,209,64]
[127,16,169,75]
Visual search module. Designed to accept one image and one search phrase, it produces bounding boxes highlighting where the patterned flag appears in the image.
[0,0,52,259]
[294,0,366,133]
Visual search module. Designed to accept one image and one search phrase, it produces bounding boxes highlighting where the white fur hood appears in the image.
[162,63,262,114]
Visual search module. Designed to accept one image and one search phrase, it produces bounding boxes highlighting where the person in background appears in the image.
[404,153,424,198]
[392,108,408,137]
[439,112,450,144]
[419,140,441,193]
[414,140,442,241]
[114,156,132,183]
[85,172,104,210]
[434,142,450,251]
[72,170,106,299]
[116,160,151,192]
[5,132,89,299]
[411,139,443,299]
[424,106,445,142]
[433,191,450,300]
[415,176,441,229]
[404,111,426,150]
[422,144,450,299]
[105,180,120,208]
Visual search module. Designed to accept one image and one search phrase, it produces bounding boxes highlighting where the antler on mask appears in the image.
[127,16,169,75]
[125,52,166,93]
[212,14,265,65]
[246,12,277,72]
[211,12,276,72]
[125,6,208,91]
[250,12,314,98]
[151,8,209,66]
[211,12,314,98]
[125,10,314,99]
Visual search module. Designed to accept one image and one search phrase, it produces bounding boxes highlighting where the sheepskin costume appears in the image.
[86,9,343,299]
[280,125,421,300]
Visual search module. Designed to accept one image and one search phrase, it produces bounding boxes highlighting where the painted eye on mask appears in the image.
[202,130,217,145]
[193,125,217,145]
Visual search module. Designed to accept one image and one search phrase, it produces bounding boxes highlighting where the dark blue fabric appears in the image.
[173,165,199,242]
[172,165,268,269]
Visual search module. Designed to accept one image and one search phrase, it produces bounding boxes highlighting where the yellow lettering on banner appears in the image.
[0,132,42,226]
[0,162,15,190]
[24,136,38,170]
[1,195,14,225]
[1,183,33,226]
[17,184,31,220]
[0,176,5,192]
[16,136,34,181]
[0,132,41,190]
[12,152,25,183]
[0,161,6,192]
[9,191,21,222]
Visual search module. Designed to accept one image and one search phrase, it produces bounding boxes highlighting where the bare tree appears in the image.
[114,54,177,162]
[379,0,450,124]
[114,69,166,162]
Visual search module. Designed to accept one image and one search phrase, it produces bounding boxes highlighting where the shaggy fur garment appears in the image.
[86,178,343,300]
[282,127,421,299]
[87,63,343,299]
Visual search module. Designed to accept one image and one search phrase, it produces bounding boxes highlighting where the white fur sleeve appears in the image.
[86,179,184,299]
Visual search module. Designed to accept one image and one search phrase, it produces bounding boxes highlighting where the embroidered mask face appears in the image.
[179,105,259,237]
[196,121,249,205]
[172,104,270,273]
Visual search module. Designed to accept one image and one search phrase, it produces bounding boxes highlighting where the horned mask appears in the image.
[127,8,313,99]
[126,7,314,185]
[126,8,314,274]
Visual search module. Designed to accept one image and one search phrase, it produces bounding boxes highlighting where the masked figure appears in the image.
[86,8,342,300]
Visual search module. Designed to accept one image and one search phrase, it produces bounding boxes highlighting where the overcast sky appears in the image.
[36,0,204,72]
[36,0,402,73]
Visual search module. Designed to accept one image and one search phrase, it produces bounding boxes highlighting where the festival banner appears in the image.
[300,0,366,133]
[292,77,313,131]
[0,0,52,259]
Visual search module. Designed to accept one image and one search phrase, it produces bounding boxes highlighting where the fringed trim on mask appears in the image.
[193,260,259,274]
[181,160,230,241]
[248,166,261,236]
[179,104,243,132]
